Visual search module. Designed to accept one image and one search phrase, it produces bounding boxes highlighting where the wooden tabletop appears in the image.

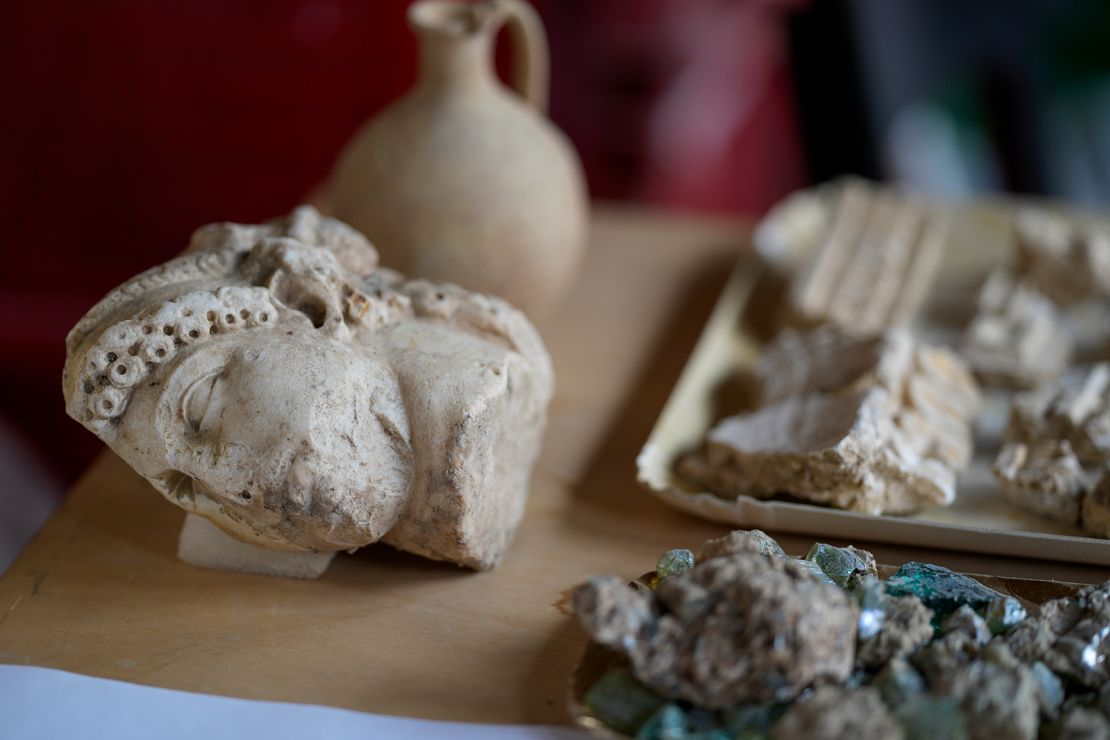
[1,206,1106,727]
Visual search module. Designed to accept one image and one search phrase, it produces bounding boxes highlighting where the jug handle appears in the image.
[495,0,549,113]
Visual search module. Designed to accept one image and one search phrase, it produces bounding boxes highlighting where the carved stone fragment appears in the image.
[682,328,979,515]
[994,365,1110,536]
[785,180,948,333]
[961,270,1072,389]
[62,206,553,575]
[1013,208,1110,304]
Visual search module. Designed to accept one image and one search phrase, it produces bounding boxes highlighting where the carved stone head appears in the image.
[63,207,553,569]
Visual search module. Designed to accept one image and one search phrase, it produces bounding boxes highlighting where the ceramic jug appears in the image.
[330,0,588,317]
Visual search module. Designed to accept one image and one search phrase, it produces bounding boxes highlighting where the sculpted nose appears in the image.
[285,454,317,511]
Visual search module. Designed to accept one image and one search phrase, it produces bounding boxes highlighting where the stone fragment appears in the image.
[1031,661,1065,720]
[911,631,979,686]
[795,559,838,587]
[935,643,1040,740]
[786,180,948,334]
[855,590,934,670]
[1005,580,1110,690]
[584,668,663,737]
[61,206,553,573]
[805,542,877,588]
[1050,704,1110,740]
[656,549,695,579]
[771,685,905,740]
[699,529,785,561]
[682,327,978,515]
[885,562,1008,623]
[574,575,655,649]
[1013,208,1110,304]
[873,656,926,707]
[1006,364,1110,466]
[892,696,969,740]
[574,550,858,708]
[992,440,1087,525]
[942,605,992,648]
[961,270,1072,389]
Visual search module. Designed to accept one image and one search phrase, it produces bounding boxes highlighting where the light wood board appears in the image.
[1,206,1106,726]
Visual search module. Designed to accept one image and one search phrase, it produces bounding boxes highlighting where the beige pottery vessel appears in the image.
[330,0,588,317]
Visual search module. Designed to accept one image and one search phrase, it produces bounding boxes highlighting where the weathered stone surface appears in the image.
[574,548,858,708]
[1013,208,1110,305]
[1005,580,1110,689]
[997,366,1110,537]
[942,605,992,648]
[682,327,978,515]
[874,656,926,707]
[993,441,1087,525]
[936,643,1040,740]
[855,590,934,670]
[771,685,905,740]
[961,270,1072,389]
[805,542,877,587]
[62,206,553,573]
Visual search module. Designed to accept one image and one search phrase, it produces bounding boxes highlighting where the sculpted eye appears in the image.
[182,372,224,433]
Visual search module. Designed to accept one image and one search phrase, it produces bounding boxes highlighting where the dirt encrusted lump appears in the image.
[573,528,1110,740]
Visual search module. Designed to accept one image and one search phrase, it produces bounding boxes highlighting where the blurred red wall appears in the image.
[0,0,804,483]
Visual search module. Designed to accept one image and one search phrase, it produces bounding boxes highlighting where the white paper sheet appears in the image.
[0,664,585,739]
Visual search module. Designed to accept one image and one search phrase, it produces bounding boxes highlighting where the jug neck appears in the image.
[410,2,499,95]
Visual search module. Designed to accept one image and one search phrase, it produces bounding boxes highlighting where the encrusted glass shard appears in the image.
[584,668,663,737]
[805,543,877,588]
[656,549,695,579]
[884,561,1005,623]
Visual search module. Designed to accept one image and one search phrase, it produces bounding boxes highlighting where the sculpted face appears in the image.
[62,206,553,569]
[119,333,412,551]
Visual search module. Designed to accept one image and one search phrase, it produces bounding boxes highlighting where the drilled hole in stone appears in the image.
[259,312,269,322]
[206,310,216,321]
[101,400,113,411]
[188,329,200,338]
[210,327,219,335]
[143,325,154,335]
[83,381,94,393]
[225,314,235,324]
[116,364,128,375]
[240,491,252,501]
[128,345,140,356]
[106,352,118,363]
[163,326,174,335]
[240,309,250,320]
[155,348,167,358]
[173,338,185,348]
[436,292,446,300]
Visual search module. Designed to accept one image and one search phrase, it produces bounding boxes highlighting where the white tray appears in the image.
[636,198,1110,566]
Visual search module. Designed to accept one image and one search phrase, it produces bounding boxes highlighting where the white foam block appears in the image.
[177,514,335,579]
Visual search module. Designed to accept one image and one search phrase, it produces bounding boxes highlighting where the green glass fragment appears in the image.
[982,595,1027,635]
[635,703,686,740]
[805,543,876,588]
[741,530,787,558]
[884,562,1005,622]
[585,668,663,736]
[657,549,696,579]
[721,702,788,736]
[795,558,838,587]
[894,696,969,740]
[874,657,925,707]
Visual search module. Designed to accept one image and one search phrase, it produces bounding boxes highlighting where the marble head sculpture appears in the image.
[62,206,553,575]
